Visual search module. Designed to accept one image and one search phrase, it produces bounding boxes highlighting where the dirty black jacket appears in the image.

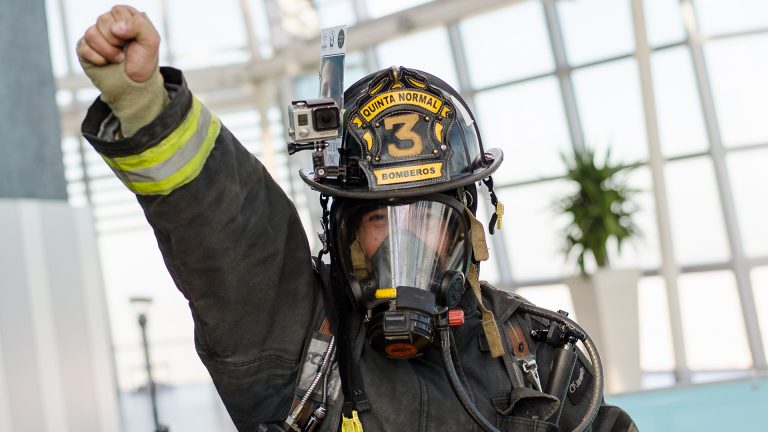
[82,68,636,432]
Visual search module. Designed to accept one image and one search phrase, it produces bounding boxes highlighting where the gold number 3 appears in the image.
[384,113,423,157]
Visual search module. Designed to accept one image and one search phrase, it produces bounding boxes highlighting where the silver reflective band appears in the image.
[101,98,220,195]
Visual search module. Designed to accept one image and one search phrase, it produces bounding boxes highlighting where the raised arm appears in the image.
[78,6,320,427]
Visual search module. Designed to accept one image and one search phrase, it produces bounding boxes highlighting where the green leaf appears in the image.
[556,146,641,276]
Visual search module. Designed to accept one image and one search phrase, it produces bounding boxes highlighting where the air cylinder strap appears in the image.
[467,265,504,359]
[315,258,369,431]
[466,208,505,359]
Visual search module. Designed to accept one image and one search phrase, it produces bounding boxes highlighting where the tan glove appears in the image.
[76,5,169,137]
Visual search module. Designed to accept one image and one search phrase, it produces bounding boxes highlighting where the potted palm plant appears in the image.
[558,146,643,393]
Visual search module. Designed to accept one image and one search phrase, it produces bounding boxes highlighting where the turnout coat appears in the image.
[82,68,636,432]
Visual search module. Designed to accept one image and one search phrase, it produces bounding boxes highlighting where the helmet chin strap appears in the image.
[465,206,505,359]
[482,177,504,235]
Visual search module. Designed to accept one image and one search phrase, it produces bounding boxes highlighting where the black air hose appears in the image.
[440,304,604,432]
[440,327,501,432]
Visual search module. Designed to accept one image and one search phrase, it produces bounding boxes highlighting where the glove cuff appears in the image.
[81,60,170,137]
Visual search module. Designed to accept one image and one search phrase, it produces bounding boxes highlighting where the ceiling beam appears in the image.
[57,0,524,132]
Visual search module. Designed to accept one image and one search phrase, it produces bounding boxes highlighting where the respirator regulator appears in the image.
[332,195,471,359]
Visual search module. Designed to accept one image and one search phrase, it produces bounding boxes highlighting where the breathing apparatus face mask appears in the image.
[333,195,472,359]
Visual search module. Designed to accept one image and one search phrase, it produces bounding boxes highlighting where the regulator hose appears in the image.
[440,304,604,432]
[440,327,501,432]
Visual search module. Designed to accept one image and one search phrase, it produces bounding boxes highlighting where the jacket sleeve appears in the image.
[82,67,319,427]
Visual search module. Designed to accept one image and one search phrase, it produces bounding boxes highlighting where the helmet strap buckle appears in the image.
[482,176,504,234]
[318,194,331,260]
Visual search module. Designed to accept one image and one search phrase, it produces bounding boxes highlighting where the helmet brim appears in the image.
[300,148,503,199]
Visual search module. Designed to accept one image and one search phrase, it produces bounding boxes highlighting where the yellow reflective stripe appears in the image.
[115,103,213,184]
[127,114,220,195]
[106,98,203,171]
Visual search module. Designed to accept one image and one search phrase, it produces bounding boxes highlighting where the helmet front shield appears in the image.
[300,66,503,199]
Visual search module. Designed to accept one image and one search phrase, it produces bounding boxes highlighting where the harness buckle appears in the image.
[520,356,543,392]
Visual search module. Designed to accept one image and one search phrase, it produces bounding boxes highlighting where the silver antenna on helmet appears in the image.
[319,25,348,166]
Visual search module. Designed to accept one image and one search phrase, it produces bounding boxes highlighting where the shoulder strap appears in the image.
[467,264,506,358]
[465,207,507,360]
[314,257,371,416]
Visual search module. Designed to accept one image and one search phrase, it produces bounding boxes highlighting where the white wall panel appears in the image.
[0,199,119,432]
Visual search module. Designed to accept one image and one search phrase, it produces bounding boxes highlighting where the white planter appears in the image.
[565,268,642,394]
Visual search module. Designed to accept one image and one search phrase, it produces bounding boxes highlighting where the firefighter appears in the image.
[77,6,637,432]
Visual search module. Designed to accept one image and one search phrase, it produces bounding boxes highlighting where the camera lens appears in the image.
[313,107,340,131]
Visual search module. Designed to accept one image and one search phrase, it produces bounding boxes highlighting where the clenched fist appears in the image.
[76,5,168,137]
[76,5,160,82]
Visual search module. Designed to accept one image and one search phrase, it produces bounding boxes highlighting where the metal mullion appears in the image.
[56,0,74,74]
[74,136,95,208]
[649,40,688,52]
[517,269,662,289]
[446,23,472,94]
[542,0,584,152]
[359,0,378,73]
[364,45,379,75]
[513,260,748,289]
[491,156,710,190]
[665,151,708,161]
[446,17,515,288]
[158,0,175,65]
[467,70,556,98]
[679,262,747,274]
[493,174,566,190]
[681,0,767,370]
[467,51,644,99]
[569,52,636,72]
[464,54,666,106]
[239,0,264,62]
[263,0,291,51]
[725,142,768,154]
[446,22,478,118]
[276,74,323,251]
[254,83,278,182]
[352,0,370,22]
[631,0,690,384]
[703,26,768,43]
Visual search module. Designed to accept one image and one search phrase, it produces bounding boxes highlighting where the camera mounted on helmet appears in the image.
[291,66,503,199]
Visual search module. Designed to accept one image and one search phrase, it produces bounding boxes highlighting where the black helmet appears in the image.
[300,66,502,199]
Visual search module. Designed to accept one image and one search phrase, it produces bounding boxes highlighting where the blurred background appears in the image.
[1,0,767,430]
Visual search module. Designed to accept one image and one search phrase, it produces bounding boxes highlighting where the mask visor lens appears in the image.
[337,200,469,293]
